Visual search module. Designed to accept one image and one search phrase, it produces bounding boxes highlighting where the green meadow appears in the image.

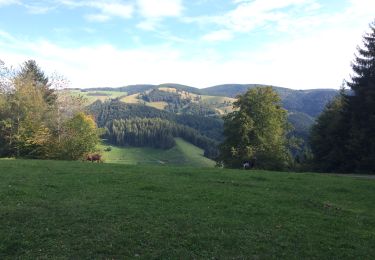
[0,159,374,259]
[100,138,216,168]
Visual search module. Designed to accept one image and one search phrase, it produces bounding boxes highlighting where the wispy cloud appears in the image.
[202,30,233,42]
[1,1,375,90]
[0,0,19,7]
[84,14,111,23]
[137,0,183,18]
[184,0,321,42]
[89,1,134,20]
[135,0,183,31]
[0,27,357,89]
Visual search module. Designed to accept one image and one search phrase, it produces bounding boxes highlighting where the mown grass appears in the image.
[100,138,216,167]
[0,159,374,259]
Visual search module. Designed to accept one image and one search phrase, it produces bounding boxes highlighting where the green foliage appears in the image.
[201,84,338,117]
[140,89,181,103]
[88,100,173,127]
[54,113,101,160]
[105,118,177,149]
[0,60,100,160]
[180,102,217,116]
[310,21,375,173]
[16,60,56,105]
[1,159,375,258]
[219,87,292,170]
[310,95,348,172]
[88,100,222,158]
[104,117,219,159]
[0,76,51,157]
[175,114,223,141]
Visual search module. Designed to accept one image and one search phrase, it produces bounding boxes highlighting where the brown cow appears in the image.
[86,153,102,163]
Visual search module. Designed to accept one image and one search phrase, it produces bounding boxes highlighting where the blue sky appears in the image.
[0,0,374,89]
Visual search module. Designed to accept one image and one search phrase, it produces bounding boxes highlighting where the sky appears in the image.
[0,0,374,89]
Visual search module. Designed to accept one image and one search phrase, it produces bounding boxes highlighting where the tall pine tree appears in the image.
[310,20,375,173]
[345,20,375,172]
[16,60,56,105]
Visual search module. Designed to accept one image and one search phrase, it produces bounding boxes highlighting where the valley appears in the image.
[70,83,338,165]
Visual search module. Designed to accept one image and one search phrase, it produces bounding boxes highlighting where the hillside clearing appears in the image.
[0,159,374,259]
[100,138,216,167]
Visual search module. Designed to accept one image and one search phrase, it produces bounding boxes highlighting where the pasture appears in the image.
[0,159,374,259]
[100,138,216,167]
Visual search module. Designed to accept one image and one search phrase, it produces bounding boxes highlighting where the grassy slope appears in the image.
[100,138,215,167]
[70,90,127,104]
[0,160,374,259]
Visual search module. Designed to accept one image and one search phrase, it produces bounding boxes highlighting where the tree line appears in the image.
[0,60,100,160]
[104,117,219,159]
[88,100,223,142]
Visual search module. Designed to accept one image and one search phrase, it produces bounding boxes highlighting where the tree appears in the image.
[0,59,99,161]
[309,93,349,172]
[310,20,375,173]
[218,87,292,170]
[345,20,375,172]
[55,112,101,160]
[16,60,56,105]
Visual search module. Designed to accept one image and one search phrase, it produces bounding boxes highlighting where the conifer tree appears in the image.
[310,20,375,173]
[16,60,56,105]
[345,20,375,172]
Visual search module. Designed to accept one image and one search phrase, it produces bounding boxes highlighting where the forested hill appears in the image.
[83,83,338,117]
[78,83,338,159]
[201,84,338,117]
[88,100,222,159]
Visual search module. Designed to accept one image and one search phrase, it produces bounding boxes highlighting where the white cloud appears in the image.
[202,30,233,42]
[186,0,319,34]
[136,19,159,31]
[1,1,375,89]
[0,0,18,6]
[137,0,183,18]
[90,2,134,19]
[85,14,111,22]
[0,23,366,90]
[23,3,55,14]
[56,0,134,21]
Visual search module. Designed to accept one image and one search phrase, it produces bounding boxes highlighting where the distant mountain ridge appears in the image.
[83,83,338,117]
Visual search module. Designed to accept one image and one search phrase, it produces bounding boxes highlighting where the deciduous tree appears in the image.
[218,87,292,170]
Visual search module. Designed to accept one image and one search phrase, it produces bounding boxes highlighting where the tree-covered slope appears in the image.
[77,83,338,118]
[201,84,338,117]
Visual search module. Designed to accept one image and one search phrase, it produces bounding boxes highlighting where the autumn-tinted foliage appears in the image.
[0,60,100,160]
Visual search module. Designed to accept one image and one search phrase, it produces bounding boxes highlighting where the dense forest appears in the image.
[104,117,219,158]
[88,100,222,159]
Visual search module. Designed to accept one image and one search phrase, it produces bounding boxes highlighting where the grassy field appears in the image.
[0,159,374,259]
[100,138,216,167]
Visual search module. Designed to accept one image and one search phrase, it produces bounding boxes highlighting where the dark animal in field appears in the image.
[243,161,251,169]
[86,153,102,163]
[243,157,257,170]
